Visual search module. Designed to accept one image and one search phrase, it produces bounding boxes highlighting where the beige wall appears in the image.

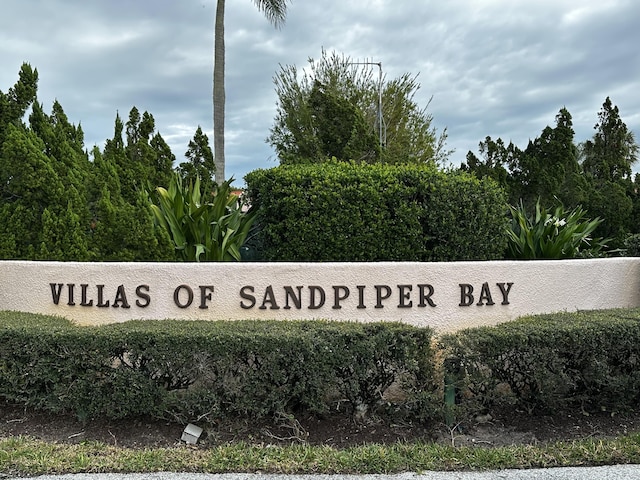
[1,258,639,332]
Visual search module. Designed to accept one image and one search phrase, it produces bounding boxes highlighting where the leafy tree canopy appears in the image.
[268,49,450,166]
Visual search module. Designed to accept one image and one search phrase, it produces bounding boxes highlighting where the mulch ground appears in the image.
[2,402,640,449]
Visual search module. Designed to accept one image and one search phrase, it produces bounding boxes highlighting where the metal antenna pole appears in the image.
[348,61,385,150]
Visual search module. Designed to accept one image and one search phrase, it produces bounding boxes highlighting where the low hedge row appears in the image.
[441,308,640,414]
[3,309,640,425]
[0,312,437,423]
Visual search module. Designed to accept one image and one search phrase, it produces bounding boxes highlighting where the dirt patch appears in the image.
[2,402,640,449]
[434,407,640,448]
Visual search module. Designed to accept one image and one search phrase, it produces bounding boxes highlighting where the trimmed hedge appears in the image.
[0,312,437,422]
[5,308,639,425]
[244,162,508,261]
[440,308,640,414]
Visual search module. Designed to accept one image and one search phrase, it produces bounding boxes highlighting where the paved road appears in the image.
[11,467,640,480]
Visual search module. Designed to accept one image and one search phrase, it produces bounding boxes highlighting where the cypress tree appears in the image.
[178,126,216,197]
[89,134,174,261]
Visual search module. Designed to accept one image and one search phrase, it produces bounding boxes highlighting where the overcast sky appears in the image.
[1,0,639,184]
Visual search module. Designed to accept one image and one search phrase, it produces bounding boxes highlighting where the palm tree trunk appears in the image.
[213,0,226,184]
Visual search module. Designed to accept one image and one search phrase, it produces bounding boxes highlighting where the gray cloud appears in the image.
[1,0,638,184]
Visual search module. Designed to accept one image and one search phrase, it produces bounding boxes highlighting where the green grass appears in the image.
[2,435,640,476]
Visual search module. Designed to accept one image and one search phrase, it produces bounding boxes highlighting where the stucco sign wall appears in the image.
[1,258,639,332]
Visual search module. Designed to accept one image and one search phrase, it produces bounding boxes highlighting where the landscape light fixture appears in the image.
[181,423,203,444]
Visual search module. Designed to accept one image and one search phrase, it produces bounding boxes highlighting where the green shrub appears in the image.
[623,233,640,256]
[245,162,508,261]
[0,312,437,423]
[440,309,640,414]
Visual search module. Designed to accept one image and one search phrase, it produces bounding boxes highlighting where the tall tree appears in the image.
[29,100,91,218]
[579,97,639,247]
[461,136,518,195]
[89,140,174,261]
[0,66,91,260]
[177,126,216,197]
[581,97,639,182]
[0,123,89,260]
[0,63,38,144]
[512,108,581,208]
[0,65,178,261]
[463,108,583,210]
[213,0,290,184]
[113,107,175,203]
[268,50,450,165]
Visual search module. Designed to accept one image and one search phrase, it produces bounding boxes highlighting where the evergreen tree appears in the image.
[464,108,583,211]
[582,180,632,247]
[581,97,639,182]
[512,108,580,209]
[0,65,181,261]
[465,99,639,249]
[461,136,517,197]
[0,66,91,260]
[38,203,88,260]
[29,100,92,244]
[0,63,38,144]
[0,65,40,257]
[579,98,639,247]
[380,74,450,165]
[116,107,174,203]
[177,126,216,197]
[149,132,175,189]
[0,123,80,259]
[89,142,174,261]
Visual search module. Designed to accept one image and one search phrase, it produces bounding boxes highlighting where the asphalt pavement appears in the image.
[10,467,640,480]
